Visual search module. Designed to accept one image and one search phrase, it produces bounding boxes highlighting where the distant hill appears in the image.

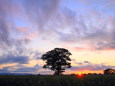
[0,73,36,75]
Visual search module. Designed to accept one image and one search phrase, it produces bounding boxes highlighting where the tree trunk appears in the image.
[54,69,60,75]
[57,69,59,75]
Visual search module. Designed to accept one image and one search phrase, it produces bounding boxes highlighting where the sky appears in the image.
[0,0,115,74]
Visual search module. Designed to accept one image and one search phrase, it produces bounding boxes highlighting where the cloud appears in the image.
[0,0,62,54]
[71,62,115,71]
[0,0,46,67]
[0,55,29,65]
[0,48,42,65]
[0,0,19,47]
[0,64,40,73]
[0,0,32,54]
[0,0,61,47]
[23,0,61,32]
[13,64,40,73]
[0,64,52,74]
[76,62,83,65]
[52,7,115,51]
[74,61,90,65]
[84,61,89,63]
[1,0,115,51]
[0,0,115,51]
[17,27,29,32]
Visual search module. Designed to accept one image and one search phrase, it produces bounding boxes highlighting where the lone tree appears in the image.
[41,48,72,75]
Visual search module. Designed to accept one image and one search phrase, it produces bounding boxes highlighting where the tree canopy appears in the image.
[41,48,72,75]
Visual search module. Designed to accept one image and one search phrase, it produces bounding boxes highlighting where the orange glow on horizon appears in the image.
[72,70,103,75]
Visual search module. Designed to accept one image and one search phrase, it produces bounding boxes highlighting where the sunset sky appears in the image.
[0,0,115,74]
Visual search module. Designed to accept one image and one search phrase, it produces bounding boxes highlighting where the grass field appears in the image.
[0,74,115,86]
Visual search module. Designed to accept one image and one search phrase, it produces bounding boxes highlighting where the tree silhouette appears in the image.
[41,48,72,75]
[104,68,115,74]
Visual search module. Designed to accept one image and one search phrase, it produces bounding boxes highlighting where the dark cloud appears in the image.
[13,64,40,73]
[0,48,44,65]
[0,55,29,65]
[0,66,9,73]
[77,62,83,65]
[84,61,90,63]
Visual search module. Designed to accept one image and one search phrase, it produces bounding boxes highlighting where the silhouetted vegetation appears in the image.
[41,48,72,75]
[104,68,115,74]
[0,75,115,86]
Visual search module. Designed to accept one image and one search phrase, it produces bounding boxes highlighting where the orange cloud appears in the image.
[17,27,29,32]
[74,47,88,51]
[26,32,38,39]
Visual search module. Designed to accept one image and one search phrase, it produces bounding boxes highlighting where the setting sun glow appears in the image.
[77,73,83,78]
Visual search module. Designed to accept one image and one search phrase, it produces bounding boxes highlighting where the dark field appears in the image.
[0,74,115,86]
